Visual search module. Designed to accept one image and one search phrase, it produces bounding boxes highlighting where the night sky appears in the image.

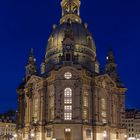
[0,0,140,113]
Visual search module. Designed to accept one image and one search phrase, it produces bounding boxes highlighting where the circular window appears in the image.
[64,72,72,79]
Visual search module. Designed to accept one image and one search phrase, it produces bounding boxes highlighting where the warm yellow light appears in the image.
[103,131,107,138]
[124,135,127,138]
[65,128,71,132]
[31,133,35,137]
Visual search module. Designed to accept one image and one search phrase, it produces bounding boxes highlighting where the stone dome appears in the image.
[45,22,96,63]
[46,22,96,51]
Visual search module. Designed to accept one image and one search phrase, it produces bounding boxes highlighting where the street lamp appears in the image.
[13,133,17,140]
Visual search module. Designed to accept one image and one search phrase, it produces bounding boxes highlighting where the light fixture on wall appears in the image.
[103,131,107,140]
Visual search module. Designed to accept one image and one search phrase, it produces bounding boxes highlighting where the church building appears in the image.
[17,0,127,140]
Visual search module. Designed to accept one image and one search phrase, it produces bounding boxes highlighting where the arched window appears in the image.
[64,88,72,120]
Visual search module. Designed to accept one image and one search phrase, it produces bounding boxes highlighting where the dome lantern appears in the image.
[60,0,82,24]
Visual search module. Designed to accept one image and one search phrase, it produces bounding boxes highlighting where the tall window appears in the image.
[34,98,39,120]
[83,96,88,107]
[101,98,106,110]
[83,91,89,120]
[64,88,72,120]
[101,98,107,123]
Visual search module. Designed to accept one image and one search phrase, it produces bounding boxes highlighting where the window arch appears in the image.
[64,88,72,120]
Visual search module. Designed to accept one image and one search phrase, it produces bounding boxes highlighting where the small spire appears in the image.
[105,48,124,87]
[29,48,34,58]
[106,48,115,64]
[28,48,36,65]
[105,48,117,73]
[25,48,38,81]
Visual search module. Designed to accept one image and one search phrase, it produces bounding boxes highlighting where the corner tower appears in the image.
[17,0,127,140]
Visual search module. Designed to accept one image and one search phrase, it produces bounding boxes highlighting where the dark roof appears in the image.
[125,108,140,119]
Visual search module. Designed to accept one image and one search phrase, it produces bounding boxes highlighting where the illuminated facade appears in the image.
[0,116,16,140]
[17,0,127,140]
[125,109,140,140]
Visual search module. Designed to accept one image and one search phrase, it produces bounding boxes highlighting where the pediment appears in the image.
[95,74,116,88]
[26,75,42,86]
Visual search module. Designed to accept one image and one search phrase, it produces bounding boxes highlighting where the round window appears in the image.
[64,72,72,79]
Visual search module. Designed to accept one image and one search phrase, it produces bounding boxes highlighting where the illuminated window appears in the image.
[64,88,72,120]
[101,98,106,110]
[83,91,89,120]
[83,96,88,107]
[64,88,72,104]
[64,112,72,120]
[64,72,72,79]
[34,98,38,118]
[101,98,107,124]
[64,105,72,111]
[83,109,88,119]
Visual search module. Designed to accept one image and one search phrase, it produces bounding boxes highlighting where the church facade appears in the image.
[17,0,127,140]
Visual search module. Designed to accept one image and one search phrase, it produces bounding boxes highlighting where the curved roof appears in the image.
[47,22,96,51]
